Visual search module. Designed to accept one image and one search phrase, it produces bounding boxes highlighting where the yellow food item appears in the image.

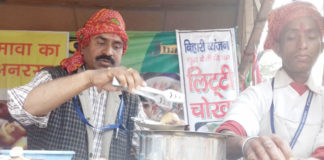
[160,112,180,125]
[13,137,27,150]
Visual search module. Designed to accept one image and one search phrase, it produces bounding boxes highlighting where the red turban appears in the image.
[264,1,324,50]
[60,9,128,74]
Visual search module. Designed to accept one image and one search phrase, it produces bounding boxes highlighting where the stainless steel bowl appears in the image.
[136,130,227,160]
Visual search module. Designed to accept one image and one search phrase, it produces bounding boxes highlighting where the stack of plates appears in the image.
[132,117,186,130]
[0,149,75,160]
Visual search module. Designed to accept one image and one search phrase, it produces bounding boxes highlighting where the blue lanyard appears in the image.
[73,95,124,131]
[270,78,313,149]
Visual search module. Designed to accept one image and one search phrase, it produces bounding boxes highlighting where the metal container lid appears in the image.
[135,130,229,139]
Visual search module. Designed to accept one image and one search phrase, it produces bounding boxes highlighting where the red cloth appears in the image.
[312,146,324,160]
[290,82,308,96]
[60,9,128,74]
[264,1,324,50]
[216,120,246,136]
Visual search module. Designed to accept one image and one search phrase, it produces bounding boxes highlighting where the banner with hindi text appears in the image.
[0,30,69,92]
[176,29,239,131]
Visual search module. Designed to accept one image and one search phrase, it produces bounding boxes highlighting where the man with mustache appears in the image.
[216,2,324,160]
[96,55,116,66]
[7,9,145,160]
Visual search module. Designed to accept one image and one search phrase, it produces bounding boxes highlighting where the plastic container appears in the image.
[0,150,75,160]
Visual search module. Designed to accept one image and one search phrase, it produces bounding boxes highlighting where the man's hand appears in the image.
[243,134,294,160]
[87,66,145,93]
[290,158,319,160]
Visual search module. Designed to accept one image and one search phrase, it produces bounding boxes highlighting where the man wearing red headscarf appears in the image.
[216,2,324,160]
[7,9,145,160]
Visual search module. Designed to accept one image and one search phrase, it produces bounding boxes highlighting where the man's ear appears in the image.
[273,41,281,57]
[80,45,86,55]
[80,48,84,55]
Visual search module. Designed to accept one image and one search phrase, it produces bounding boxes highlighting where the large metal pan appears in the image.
[136,130,227,160]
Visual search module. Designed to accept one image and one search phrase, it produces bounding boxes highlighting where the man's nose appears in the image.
[298,34,308,50]
[103,45,113,56]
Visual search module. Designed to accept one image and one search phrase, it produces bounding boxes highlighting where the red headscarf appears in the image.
[60,9,128,74]
[264,1,324,50]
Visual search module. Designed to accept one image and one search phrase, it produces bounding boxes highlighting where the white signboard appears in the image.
[176,29,239,131]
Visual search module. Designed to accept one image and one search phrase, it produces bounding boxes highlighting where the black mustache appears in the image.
[95,55,115,65]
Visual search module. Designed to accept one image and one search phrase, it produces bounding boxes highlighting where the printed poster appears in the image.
[0,30,69,98]
[176,29,239,131]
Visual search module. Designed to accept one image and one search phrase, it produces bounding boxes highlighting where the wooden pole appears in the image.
[238,0,274,78]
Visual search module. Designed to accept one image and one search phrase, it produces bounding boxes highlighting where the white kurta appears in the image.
[224,69,324,158]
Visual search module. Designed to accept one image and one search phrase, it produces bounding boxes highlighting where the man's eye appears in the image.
[97,41,105,45]
[284,31,298,41]
[286,35,297,41]
[114,45,122,50]
[307,33,319,40]
[308,35,317,40]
